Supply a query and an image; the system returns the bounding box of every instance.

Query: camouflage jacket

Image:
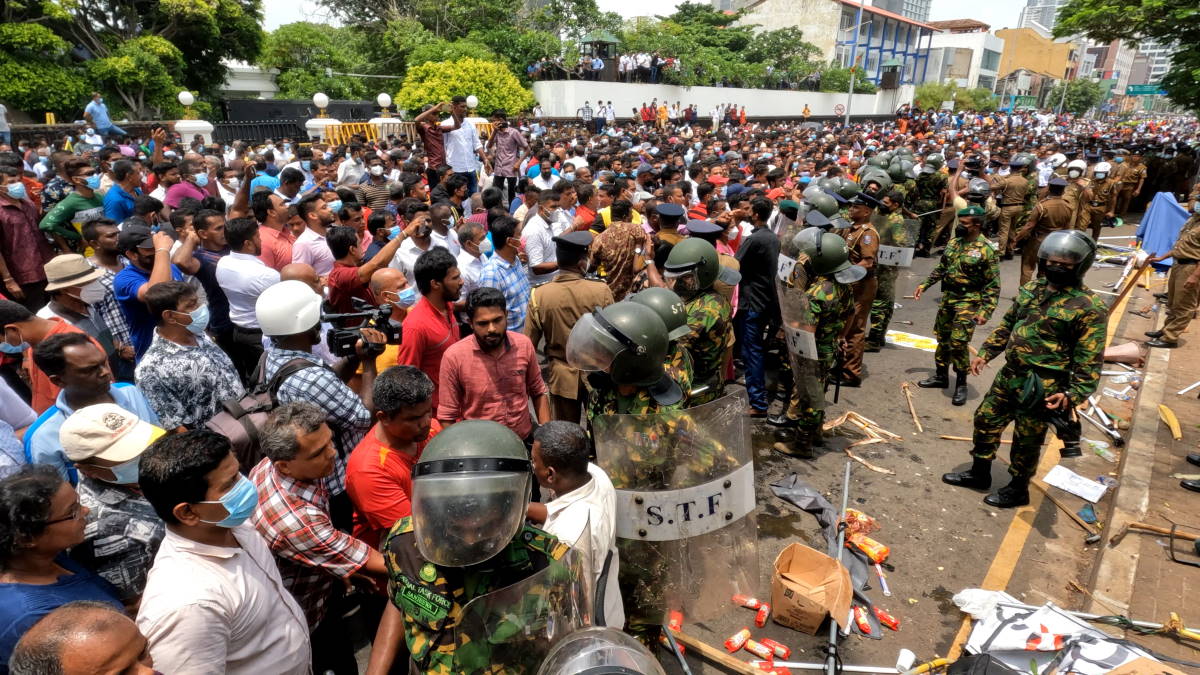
[877,211,914,247]
[668,342,696,403]
[678,289,733,387]
[584,371,685,418]
[382,517,571,675]
[979,278,1107,404]
[920,235,1000,317]
[911,172,948,209]
[805,277,855,365]
[1024,172,1039,209]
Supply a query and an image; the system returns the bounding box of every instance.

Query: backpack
[205,356,322,471]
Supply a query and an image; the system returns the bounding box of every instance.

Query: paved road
[664,226,1138,673]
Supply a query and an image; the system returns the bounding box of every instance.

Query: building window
[977,75,995,91]
[980,49,1001,72]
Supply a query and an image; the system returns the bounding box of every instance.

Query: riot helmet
[1066,159,1087,178]
[629,287,691,341]
[663,237,720,296]
[1092,161,1111,180]
[792,229,867,284]
[566,301,671,388]
[802,184,826,203]
[807,191,839,217]
[924,152,945,169]
[966,177,991,203]
[536,627,667,675]
[410,420,532,567]
[1038,230,1096,285]
[834,177,861,200]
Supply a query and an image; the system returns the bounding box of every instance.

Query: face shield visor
[536,627,667,675]
[662,266,701,297]
[411,462,531,567]
[566,310,647,374]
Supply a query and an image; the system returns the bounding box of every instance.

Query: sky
[263,0,1026,31]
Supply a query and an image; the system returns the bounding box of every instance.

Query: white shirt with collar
[542,463,624,629]
[442,120,482,173]
[521,213,558,285]
[136,525,311,675]
[216,252,281,329]
[532,173,561,191]
[389,237,434,286]
[430,227,461,257]
[455,248,485,299]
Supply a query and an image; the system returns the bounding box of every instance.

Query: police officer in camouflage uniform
[913,205,1000,406]
[771,228,861,457]
[913,153,948,257]
[381,420,578,674]
[943,230,1107,508]
[866,190,914,352]
[629,287,695,402]
[663,237,736,405]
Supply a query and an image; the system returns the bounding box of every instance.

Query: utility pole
[844,0,865,127]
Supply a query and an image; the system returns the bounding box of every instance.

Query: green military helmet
[807,190,839,217]
[629,287,691,341]
[802,184,826,202]
[896,146,915,159]
[834,177,860,200]
[860,170,892,193]
[866,155,888,168]
[817,176,839,191]
[966,177,992,202]
[567,301,671,388]
[411,419,532,567]
[1010,152,1034,169]
[876,150,894,165]
[1038,229,1096,283]
[664,237,720,294]
[887,160,907,182]
[924,152,945,169]
[791,230,867,284]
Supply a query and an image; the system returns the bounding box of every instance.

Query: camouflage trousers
[866,266,898,348]
[784,353,835,432]
[971,365,1057,479]
[933,294,981,373]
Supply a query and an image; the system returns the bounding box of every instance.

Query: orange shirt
[345,420,444,550]
[26,319,103,413]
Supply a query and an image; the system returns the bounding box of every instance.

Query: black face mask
[1044,263,1077,287]
[955,225,971,239]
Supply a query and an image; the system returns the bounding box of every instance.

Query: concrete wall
[928,31,1005,90]
[995,27,1076,81]
[737,0,841,61]
[531,80,912,119]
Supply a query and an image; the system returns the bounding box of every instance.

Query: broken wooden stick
[845,438,895,475]
[901,381,923,433]
[940,435,1011,444]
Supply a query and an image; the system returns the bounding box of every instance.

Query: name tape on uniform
[613,463,755,541]
[776,254,797,282]
[884,329,937,352]
[876,246,915,267]
[783,324,818,360]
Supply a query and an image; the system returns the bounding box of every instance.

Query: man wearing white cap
[60,403,167,605]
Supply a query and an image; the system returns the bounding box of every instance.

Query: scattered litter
[1170,473,1200,480]
[1043,465,1109,503]
[1178,379,1200,396]
[1077,504,1098,524]
[1158,404,1183,440]
[883,330,937,352]
[1085,439,1119,463]
[1103,387,1132,401]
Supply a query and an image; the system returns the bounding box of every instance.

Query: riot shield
[876,217,920,268]
[453,542,592,674]
[776,218,823,434]
[593,391,757,626]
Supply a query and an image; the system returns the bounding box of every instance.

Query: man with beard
[394,248,464,412]
[438,286,550,444]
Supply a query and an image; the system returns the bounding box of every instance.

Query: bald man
[369,267,414,370]
[9,601,155,675]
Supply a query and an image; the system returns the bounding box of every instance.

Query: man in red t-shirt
[413,102,462,189]
[345,365,443,549]
[324,220,416,315]
[392,247,462,410]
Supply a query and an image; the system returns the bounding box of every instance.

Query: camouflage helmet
[807,191,840,217]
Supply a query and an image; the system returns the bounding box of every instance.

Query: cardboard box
[770,543,853,635]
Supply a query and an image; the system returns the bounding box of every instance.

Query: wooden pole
[901,382,923,433]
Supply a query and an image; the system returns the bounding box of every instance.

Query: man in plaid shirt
[251,402,388,674]
[82,219,135,381]
[479,215,532,331]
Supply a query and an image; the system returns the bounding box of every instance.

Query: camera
[323,299,402,358]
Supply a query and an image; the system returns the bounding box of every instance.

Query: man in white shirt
[453,220,487,303]
[137,430,311,675]
[388,204,435,286]
[336,143,366,187]
[522,191,560,285]
[531,161,561,191]
[528,421,624,628]
[216,218,280,333]
[443,95,489,197]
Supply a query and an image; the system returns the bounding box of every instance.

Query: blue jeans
[97,124,128,139]
[455,171,478,197]
[0,131,10,147]
[735,308,769,411]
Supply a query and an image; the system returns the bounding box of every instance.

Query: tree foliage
[1044,78,1103,114]
[396,57,534,115]
[0,24,88,116]
[259,22,371,100]
[1,0,263,119]
[913,82,995,111]
[1055,0,1200,111]
[819,67,878,95]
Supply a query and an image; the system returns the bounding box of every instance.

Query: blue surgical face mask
[102,456,142,485]
[193,172,209,188]
[301,160,311,171]
[196,474,258,528]
[0,340,29,354]
[180,304,210,335]
[394,286,417,307]
[327,199,342,214]
[1193,201,1200,214]
[84,174,102,190]
[5,183,27,200]
[1114,156,1124,163]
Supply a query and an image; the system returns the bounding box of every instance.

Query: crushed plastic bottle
[1085,439,1118,463]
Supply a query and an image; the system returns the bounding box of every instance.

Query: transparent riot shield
[776,220,822,436]
[876,217,920,268]
[453,542,592,674]
[593,391,757,626]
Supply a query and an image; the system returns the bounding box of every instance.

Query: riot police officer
[662,237,736,404]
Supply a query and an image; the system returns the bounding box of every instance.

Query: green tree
[396,57,534,116]
[914,82,996,111]
[1055,0,1199,111]
[1044,78,1103,114]
[0,24,88,117]
[407,38,497,70]
[819,67,877,94]
[259,23,371,100]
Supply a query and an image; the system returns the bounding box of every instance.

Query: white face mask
[1068,169,1082,178]
[369,165,385,177]
[78,280,107,305]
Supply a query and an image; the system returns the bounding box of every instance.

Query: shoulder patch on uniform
[967,250,982,259]
[419,562,437,582]
[861,234,874,245]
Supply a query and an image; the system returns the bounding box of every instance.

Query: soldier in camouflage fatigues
[678,288,732,404]
[867,192,916,351]
[383,516,573,674]
[912,168,948,256]
[943,230,1106,509]
[915,206,1000,406]
[783,274,854,432]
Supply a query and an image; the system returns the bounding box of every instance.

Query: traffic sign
[1125,84,1166,96]
[834,104,845,115]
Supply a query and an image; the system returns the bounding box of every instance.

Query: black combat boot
[942,456,992,490]
[951,371,969,406]
[984,478,1031,508]
[767,412,798,428]
[918,366,949,389]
